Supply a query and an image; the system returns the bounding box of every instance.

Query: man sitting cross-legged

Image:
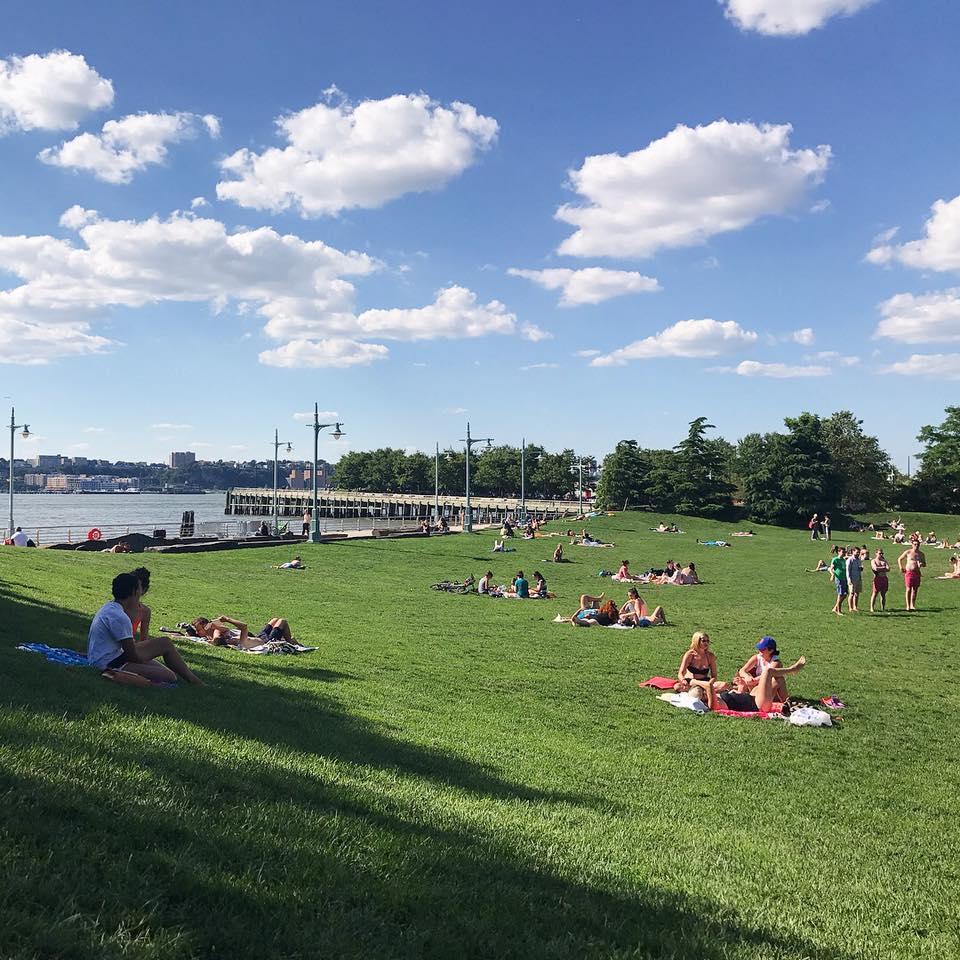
[87,572,203,685]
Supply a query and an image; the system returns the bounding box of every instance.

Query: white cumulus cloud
[507,266,660,306]
[40,111,221,183]
[350,286,515,342]
[591,318,758,366]
[216,91,498,217]
[721,0,877,36]
[259,338,388,368]
[867,195,960,272]
[727,360,830,378]
[815,350,860,366]
[0,208,376,364]
[520,323,553,342]
[0,50,113,133]
[875,290,960,343]
[881,354,960,379]
[790,327,815,345]
[293,410,339,422]
[556,120,830,259]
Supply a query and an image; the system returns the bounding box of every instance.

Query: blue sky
[2,0,959,470]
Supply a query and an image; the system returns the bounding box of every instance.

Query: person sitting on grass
[571,595,618,626]
[275,556,305,569]
[936,555,960,579]
[618,587,666,627]
[87,572,202,685]
[674,632,725,708]
[552,542,565,563]
[130,567,153,643]
[807,559,830,572]
[735,637,784,697]
[615,560,642,582]
[715,656,807,713]
[677,562,701,585]
[478,570,503,597]
[530,571,548,598]
[512,570,530,598]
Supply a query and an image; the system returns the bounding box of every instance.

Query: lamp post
[460,421,492,533]
[8,407,31,537]
[572,456,592,519]
[306,404,344,543]
[272,429,294,536]
[520,437,525,522]
[434,442,440,522]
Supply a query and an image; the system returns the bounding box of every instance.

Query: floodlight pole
[307,404,344,543]
[434,442,440,521]
[461,421,492,533]
[520,437,525,522]
[8,407,31,537]
[572,456,592,519]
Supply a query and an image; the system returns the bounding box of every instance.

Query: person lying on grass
[274,556,305,569]
[806,559,830,572]
[87,572,202,685]
[709,656,806,714]
[674,632,725,707]
[570,594,619,626]
[618,588,666,627]
[187,616,293,648]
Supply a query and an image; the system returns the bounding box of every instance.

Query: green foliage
[912,406,960,512]
[596,441,649,510]
[821,411,893,511]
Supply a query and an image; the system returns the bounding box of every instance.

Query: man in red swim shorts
[898,543,926,612]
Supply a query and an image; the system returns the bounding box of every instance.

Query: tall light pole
[520,437,525,522]
[460,422,492,533]
[8,407,31,536]
[434,442,440,522]
[307,404,344,543]
[572,456,592,519]
[272,429,294,536]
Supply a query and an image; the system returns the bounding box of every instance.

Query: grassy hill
[1,513,957,959]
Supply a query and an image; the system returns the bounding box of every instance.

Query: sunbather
[618,588,665,627]
[696,539,729,547]
[735,637,785,698]
[615,560,642,582]
[275,556,305,569]
[717,656,806,713]
[571,594,618,626]
[87,572,202,685]
[552,543,564,563]
[188,615,293,648]
[674,632,724,708]
[806,559,830,572]
[936,555,960,579]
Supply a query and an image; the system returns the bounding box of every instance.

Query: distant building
[286,463,331,489]
[31,454,62,469]
[23,473,47,488]
[169,451,196,468]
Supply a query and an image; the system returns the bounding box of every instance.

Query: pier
[224,488,581,524]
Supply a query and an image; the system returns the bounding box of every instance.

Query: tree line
[595,407,960,522]
[332,445,583,499]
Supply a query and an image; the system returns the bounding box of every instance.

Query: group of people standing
[826,542,926,614]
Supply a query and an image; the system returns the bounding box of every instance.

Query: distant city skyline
[2,2,959,468]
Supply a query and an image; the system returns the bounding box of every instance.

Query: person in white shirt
[87,572,202,684]
[11,527,28,546]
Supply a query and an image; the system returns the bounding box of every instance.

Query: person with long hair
[870,549,890,612]
[675,632,724,708]
[571,594,618,626]
[618,587,666,627]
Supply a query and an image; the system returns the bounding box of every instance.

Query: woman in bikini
[618,588,666,627]
[571,594,618,626]
[870,549,890,611]
[735,637,786,699]
[675,632,725,708]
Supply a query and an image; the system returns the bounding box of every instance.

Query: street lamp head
[332,423,344,440]
[285,442,292,453]
[21,426,30,439]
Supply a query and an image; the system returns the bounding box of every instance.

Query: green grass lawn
[1,512,958,960]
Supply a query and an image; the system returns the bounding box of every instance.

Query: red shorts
[904,569,921,589]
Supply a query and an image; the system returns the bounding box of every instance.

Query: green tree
[671,417,735,516]
[821,411,893,511]
[331,451,369,489]
[472,445,521,497]
[912,406,960,512]
[595,441,649,510]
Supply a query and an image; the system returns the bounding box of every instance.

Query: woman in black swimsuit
[675,632,725,708]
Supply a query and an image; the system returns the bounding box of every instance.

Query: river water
[10,492,228,537]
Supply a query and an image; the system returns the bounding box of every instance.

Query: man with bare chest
[898,543,926,612]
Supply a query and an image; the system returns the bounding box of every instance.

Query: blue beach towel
[17,643,91,667]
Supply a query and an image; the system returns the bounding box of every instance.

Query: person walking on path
[898,543,926,612]
[831,546,848,616]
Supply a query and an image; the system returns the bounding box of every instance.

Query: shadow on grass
[1,713,850,960]
[1,582,849,960]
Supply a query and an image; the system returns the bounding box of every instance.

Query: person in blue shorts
[831,547,848,616]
